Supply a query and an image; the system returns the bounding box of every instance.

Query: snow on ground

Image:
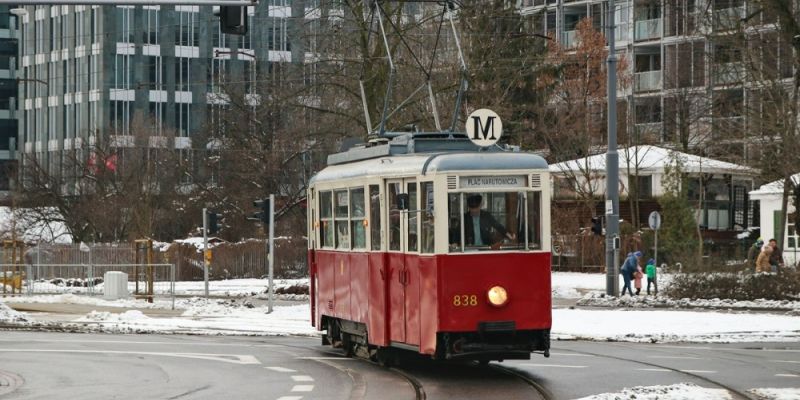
[71,302,316,336]
[574,383,732,400]
[27,278,308,297]
[552,308,800,343]
[749,388,800,400]
[577,292,800,312]
[0,301,27,323]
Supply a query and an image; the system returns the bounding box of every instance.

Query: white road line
[548,353,595,357]
[0,338,280,348]
[291,375,314,382]
[648,356,701,360]
[776,374,799,377]
[773,360,800,364]
[265,367,297,373]
[291,385,314,392]
[0,349,260,365]
[520,364,588,368]
[296,357,356,360]
[276,397,303,400]
[638,368,671,372]
[680,370,717,374]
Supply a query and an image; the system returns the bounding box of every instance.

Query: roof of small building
[749,173,800,196]
[549,145,758,176]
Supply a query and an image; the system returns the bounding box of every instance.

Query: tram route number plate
[452,294,478,307]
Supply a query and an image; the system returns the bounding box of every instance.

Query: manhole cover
[0,370,23,395]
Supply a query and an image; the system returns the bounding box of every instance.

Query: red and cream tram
[307,132,551,363]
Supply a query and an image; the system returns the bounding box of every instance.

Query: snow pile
[0,301,27,323]
[8,294,167,309]
[552,308,800,343]
[749,388,800,400]
[574,383,732,400]
[577,292,800,311]
[78,310,150,322]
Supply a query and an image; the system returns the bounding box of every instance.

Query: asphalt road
[0,332,797,399]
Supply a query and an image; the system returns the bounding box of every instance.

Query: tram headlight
[487,286,508,307]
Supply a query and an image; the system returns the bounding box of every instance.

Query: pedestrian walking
[747,237,764,269]
[645,258,658,295]
[756,244,773,273]
[620,251,641,296]
[633,263,644,295]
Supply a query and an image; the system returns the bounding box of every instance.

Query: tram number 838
[453,294,478,307]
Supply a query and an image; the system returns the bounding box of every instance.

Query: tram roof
[310,151,548,185]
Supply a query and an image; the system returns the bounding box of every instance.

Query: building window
[116,7,134,43]
[178,10,198,46]
[175,57,190,91]
[788,223,798,249]
[145,8,158,45]
[175,103,190,136]
[637,175,653,199]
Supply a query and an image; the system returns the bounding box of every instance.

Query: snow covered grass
[577,292,800,312]
[0,301,27,323]
[26,278,308,297]
[749,388,800,400]
[574,383,732,400]
[552,308,800,343]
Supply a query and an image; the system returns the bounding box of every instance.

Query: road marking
[520,363,587,368]
[680,370,717,374]
[296,357,356,360]
[648,356,701,360]
[548,353,595,357]
[0,349,260,365]
[638,368,671,372]
[265,367,297,373]
[291,385,314,392]
[276,397,303,400]
[0,338,280,348]
[291,375,314,382]
[776,374,799,377]
[773,360,800,364]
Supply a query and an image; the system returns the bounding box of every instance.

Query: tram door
[386,179,420,345]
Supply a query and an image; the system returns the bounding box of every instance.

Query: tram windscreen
[448,191,541,252]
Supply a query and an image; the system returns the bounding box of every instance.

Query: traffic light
[215,6,248,35]
[207,210,223,235]
[591,216,603,235]
[249,198,271,226]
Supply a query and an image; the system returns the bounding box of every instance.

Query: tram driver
[451,194,516,249]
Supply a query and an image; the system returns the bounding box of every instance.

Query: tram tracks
[559,347,755,400]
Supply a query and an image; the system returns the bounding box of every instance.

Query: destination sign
[460,176,526,189]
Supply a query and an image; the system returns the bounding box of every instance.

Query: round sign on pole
[466,108,503,147]
[648,211,662,230]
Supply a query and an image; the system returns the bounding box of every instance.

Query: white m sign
[466,108,503,147]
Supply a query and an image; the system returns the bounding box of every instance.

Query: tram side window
[420,182,434,253]
[319,191,333,248]
[407,182,418,252]
[526,191,542,249]
[350,187,366,249]
[334,190,350,249]
[387,183,401,251]
[369,185,382,250]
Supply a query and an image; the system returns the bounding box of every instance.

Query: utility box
[103,271,129,300]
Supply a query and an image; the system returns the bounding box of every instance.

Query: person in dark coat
[768,239,784,272]
[461,194,515,247]
[620,251,641,296]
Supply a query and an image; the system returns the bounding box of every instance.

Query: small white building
[550,145,758,231]
[749,174,800,267]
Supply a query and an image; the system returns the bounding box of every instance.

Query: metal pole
[654,229,658,295]
[203,207,209,298]
[268,194,275,314]
[170,263,175,310]
[605,0,620,296]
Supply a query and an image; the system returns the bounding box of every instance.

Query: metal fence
[1,263,176,308]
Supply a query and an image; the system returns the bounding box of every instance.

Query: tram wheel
[375,348,395,367]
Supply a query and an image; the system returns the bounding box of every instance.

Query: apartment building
[520,0,792,163]
[16,1,314,185]
[0,6,18,195]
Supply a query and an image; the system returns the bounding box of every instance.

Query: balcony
[714,6,744,31]
[615,24,630,42]
[713,62,745,85]
[634,18,662,41]
[635,70,662,92]
[561,30,577,48]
